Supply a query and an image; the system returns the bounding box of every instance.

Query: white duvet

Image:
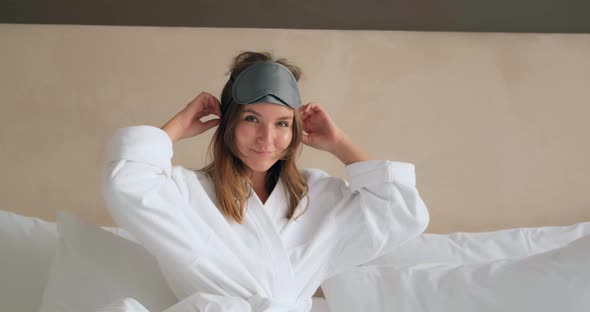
[97,296,331,312]
[322,231,590,312]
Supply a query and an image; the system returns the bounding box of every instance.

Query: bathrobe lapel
[189,175,297,300]
[244,179,296,298]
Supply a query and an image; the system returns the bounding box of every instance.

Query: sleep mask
[228,61,302,112]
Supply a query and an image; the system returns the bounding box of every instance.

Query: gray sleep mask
[228,61,302,112]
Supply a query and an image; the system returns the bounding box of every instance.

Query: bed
[2,208,589,312]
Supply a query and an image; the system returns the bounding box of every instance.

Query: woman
[102,51,429,312]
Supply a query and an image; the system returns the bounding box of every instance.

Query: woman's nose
[257,125,273,144]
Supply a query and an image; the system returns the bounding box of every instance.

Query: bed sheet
[96,296,331,312]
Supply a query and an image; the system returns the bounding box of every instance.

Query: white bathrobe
[101,125,430,312]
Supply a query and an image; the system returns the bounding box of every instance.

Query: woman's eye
[277,121,289,127]
[245,115,258,122]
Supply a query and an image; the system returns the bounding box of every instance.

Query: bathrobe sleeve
[101,125,207,267]
[316,160,430,278]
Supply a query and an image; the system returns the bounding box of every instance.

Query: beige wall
[1,24,589,234]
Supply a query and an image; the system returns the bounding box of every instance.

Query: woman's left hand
[299,102,345,153]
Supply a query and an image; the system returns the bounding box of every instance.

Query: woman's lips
[253,149,273,158]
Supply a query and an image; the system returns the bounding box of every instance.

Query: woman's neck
[248,171,269,204]
[248,171,265,188]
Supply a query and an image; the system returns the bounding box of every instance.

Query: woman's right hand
[161,92,222,142]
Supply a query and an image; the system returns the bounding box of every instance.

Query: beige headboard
[2,24,589,234]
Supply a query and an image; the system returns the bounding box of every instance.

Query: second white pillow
[38,211,178,312]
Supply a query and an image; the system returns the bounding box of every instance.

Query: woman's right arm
[160,91,222,143]
[102,92,221,266]
[101,125,206,267]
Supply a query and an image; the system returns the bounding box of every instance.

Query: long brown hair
[201,51,308,224]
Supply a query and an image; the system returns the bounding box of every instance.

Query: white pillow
[367,221,590,267]
[322,234,590,312]
[38,211,179,312]
[95,298,150,312]
[0,210,58,312]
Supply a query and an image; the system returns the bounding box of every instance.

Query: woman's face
[234,102,294,174]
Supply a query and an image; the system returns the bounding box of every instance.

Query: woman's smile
[253,149,274,158]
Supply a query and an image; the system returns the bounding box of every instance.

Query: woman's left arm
[300,102,430,278]
[299,102,369,165]
[328,135,370,165]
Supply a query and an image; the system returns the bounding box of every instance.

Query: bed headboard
[2,24,589,234]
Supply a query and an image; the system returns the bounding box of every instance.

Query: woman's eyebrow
[242,108,293,120]
[242,108,261,116]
